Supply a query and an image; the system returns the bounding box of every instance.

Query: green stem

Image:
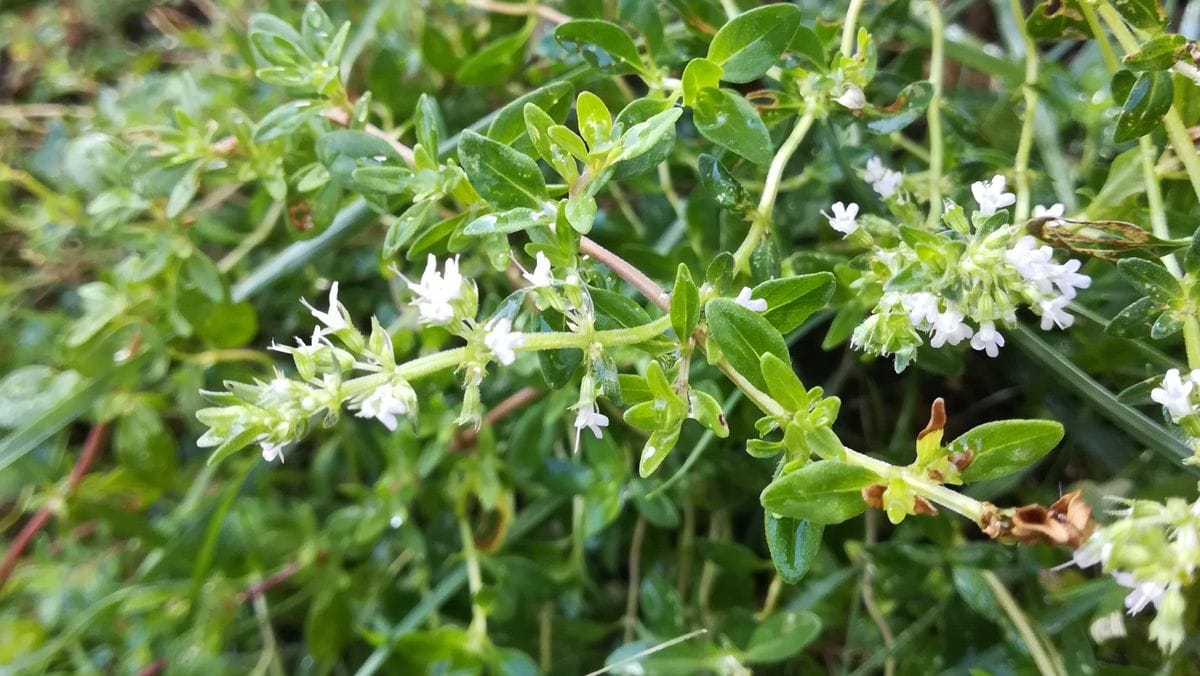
[840,0,867,58]
[982,571,1067,676]
[1008,0,1039,223]
[1091,2,1200,367]
[732,111,817,273]
[925,1,945,228]
[392,316,672,382]
[457,515,488,640]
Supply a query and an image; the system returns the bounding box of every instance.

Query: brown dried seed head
[913,496,939,516]
[917,397,947,441]
[862,484,886,509]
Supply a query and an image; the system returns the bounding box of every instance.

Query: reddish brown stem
[579,237,668,312]
[239,561,301,604]
[0,423,109,591]
[451,387,544,451]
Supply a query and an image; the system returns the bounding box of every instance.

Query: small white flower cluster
[832,174,1091,370]
[1064,493,1200,653]
[1150,368,1200,423]
[864,156,902,199]
[198,282,419,463]
[407,254,467,326]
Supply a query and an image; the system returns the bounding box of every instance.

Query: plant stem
[1008,0,1039,223]
[391,316,673,382]
[623,515,646,643]
[732,111,817,274]
[0,424,108,591]
[982,571,1067,676]
[841,0,867,58]
[925,0,945,228]
[457,515,488,640]
[1090,1,1200,368]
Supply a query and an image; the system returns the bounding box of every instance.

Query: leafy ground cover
[3,0,1200,673]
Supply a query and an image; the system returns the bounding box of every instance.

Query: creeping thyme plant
[10,0,1200,672]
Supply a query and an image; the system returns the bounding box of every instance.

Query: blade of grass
[1011,326,1197,473]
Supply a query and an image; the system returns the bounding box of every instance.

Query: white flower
[734,287,768,312]
[522,251,555,288]
[1005,236,1056,294]
[259,436,287,463]
[929,308,974,347]
[822,201,860,235]
[865,156,888,185]
[834,84,866,111]
[900,292,940,326]
[483,317,525,366]
[1151,369,1196,421]
[875,171,903,198]
[574,403,609,439]
[1034,202,1066,226]
[970,321,1005,357]
[1039,296,1075,331]
[353,382,412,431]
[408,255,465,325]
[301,281,350,334]
[1089,612,1127,643]
[971,174,1016,216]
[1114,573,1166,615]
[864,156,903,198]
[1050,259,1091,299]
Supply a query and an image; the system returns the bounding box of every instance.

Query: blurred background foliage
[1,0,1199,673]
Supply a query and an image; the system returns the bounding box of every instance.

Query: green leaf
[692,87,773,165]
[707,4,802,83]
[554,20,647,75]
[254,99,321,142]
[688,390,728,437]
[1151,309,1184,339]
[0,366,83,430]
[1186,227,1200,276]
[759,353,807,413]
[697,154,748,212]
[184,251,226,302]
[1113,70,1173,143]
[1110,0,1168,32]
[1123,33,1188,71]
[488,81,576,146]
[789,24,827,71]
[384,200,435,256]
[414,94,443,155]
[464,207,555,236]
[760,460,878,525]
[456,25,530,85]
[752,273,835,334]
[705,297,789,391]
[525,104,579,183]
[166,164,200,219]
[764,515,822,584]
[670,264,700,339]
[615,107,681,163]
[537,314,582,389]
[639,424,682,478]
[1117,257,1182,302]
[565,194,596,233]
[458,130,547,209]
[863,81,933,134]
[590,287,652,330]
[951,419,1065,482]
[576,91,612,151]
[682,57,723,107]
[744,610,822,663]
[115,402,178,482]
[1106,297,1161,338]
[1025,1,1092,41]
